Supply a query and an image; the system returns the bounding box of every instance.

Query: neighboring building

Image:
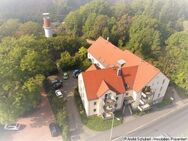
[43,13,53,38]
[78,37,169,119]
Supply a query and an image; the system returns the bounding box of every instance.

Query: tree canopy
[159,32,188,90]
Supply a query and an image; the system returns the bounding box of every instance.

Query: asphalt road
[127,105,188,137]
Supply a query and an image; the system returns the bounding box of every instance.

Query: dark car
[49,123,60,137]
[72,69,81,78]
[51,80,63,85]
[51,80,63,90]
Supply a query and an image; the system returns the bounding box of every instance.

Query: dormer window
[125,83,129,89]
[105,93,111,99]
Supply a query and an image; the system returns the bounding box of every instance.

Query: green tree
[16,21,42,37]
[128,15,161,59]
[0,35,46,123]
[83,13,97,38]
[20,50,55,76]
[56,51,74,70]
[0,19,20,39]
[74,47,91,70]
[159,32,188,91]
[92,15,109,38]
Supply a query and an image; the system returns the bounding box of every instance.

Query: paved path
[85,98,188,141]
[127,105,188,137]
[62,75,97,141]
[0,90,62,141]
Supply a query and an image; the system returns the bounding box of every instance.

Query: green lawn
[74,88,122,131]
[157,98,173,108]
[84,115,121,131]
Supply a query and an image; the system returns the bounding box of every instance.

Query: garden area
[74,88,122,131]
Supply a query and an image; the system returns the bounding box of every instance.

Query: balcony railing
[138,103,151,112]
[103,105,115,112]
[142,86,154,97]
[139,99,145,105]
[104,96,116,105]
[102,112,113,119]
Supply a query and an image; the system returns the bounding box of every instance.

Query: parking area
[0,91,62,141]
[60,72,96,141]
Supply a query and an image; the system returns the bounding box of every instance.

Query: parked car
[49,122,60,137]
[63,72,69,80]
[51,79,63,85]
[55,89,63,98]
[72,69,81,78]
[51,80,63,90]
[4,123,21,131]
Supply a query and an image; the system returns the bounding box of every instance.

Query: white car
[4,123,21,131]
[55,90,63,98]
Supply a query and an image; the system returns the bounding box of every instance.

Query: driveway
[0,91,62,141]
[61,74,96,141]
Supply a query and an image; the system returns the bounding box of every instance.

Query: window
[94,102,97,105]
[105,94,108,98]
[116,97,118,100]
[115,104,117,107]
[125,93,128,96]
[93,109,96,112]
[160,87,162,91]
[158,93,160,98]
[105,93,110,99]
[162,79,165,84]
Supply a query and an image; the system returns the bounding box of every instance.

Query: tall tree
[128,15,161,59]
[159,32,188,91]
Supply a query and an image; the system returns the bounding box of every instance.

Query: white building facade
[78,37,170,118]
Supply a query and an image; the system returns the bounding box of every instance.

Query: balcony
[104,96,116,105]
[103,105,115,112]
[142,86,154,98]
[138,103,151,112]
[102,112,113,119]
[124,96,134,105]
[140,96,150,104]
[139,99,145,105]
[141,92,147,98]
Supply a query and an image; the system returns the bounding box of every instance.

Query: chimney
[117,59,126,76]
[42,13,53,38]
[107,37,109,41]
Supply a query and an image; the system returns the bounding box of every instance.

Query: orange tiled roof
[82,66,138,100]
[87,37,160,92]
[85,64,99,72]
[96,80,110,98]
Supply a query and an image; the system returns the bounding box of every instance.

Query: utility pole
[109,114,120,141]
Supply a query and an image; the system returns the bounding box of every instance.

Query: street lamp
[109,114,120,141]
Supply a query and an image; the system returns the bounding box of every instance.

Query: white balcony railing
[139,99,145,105]
[141,92,147,98]
[138,104,150,112]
